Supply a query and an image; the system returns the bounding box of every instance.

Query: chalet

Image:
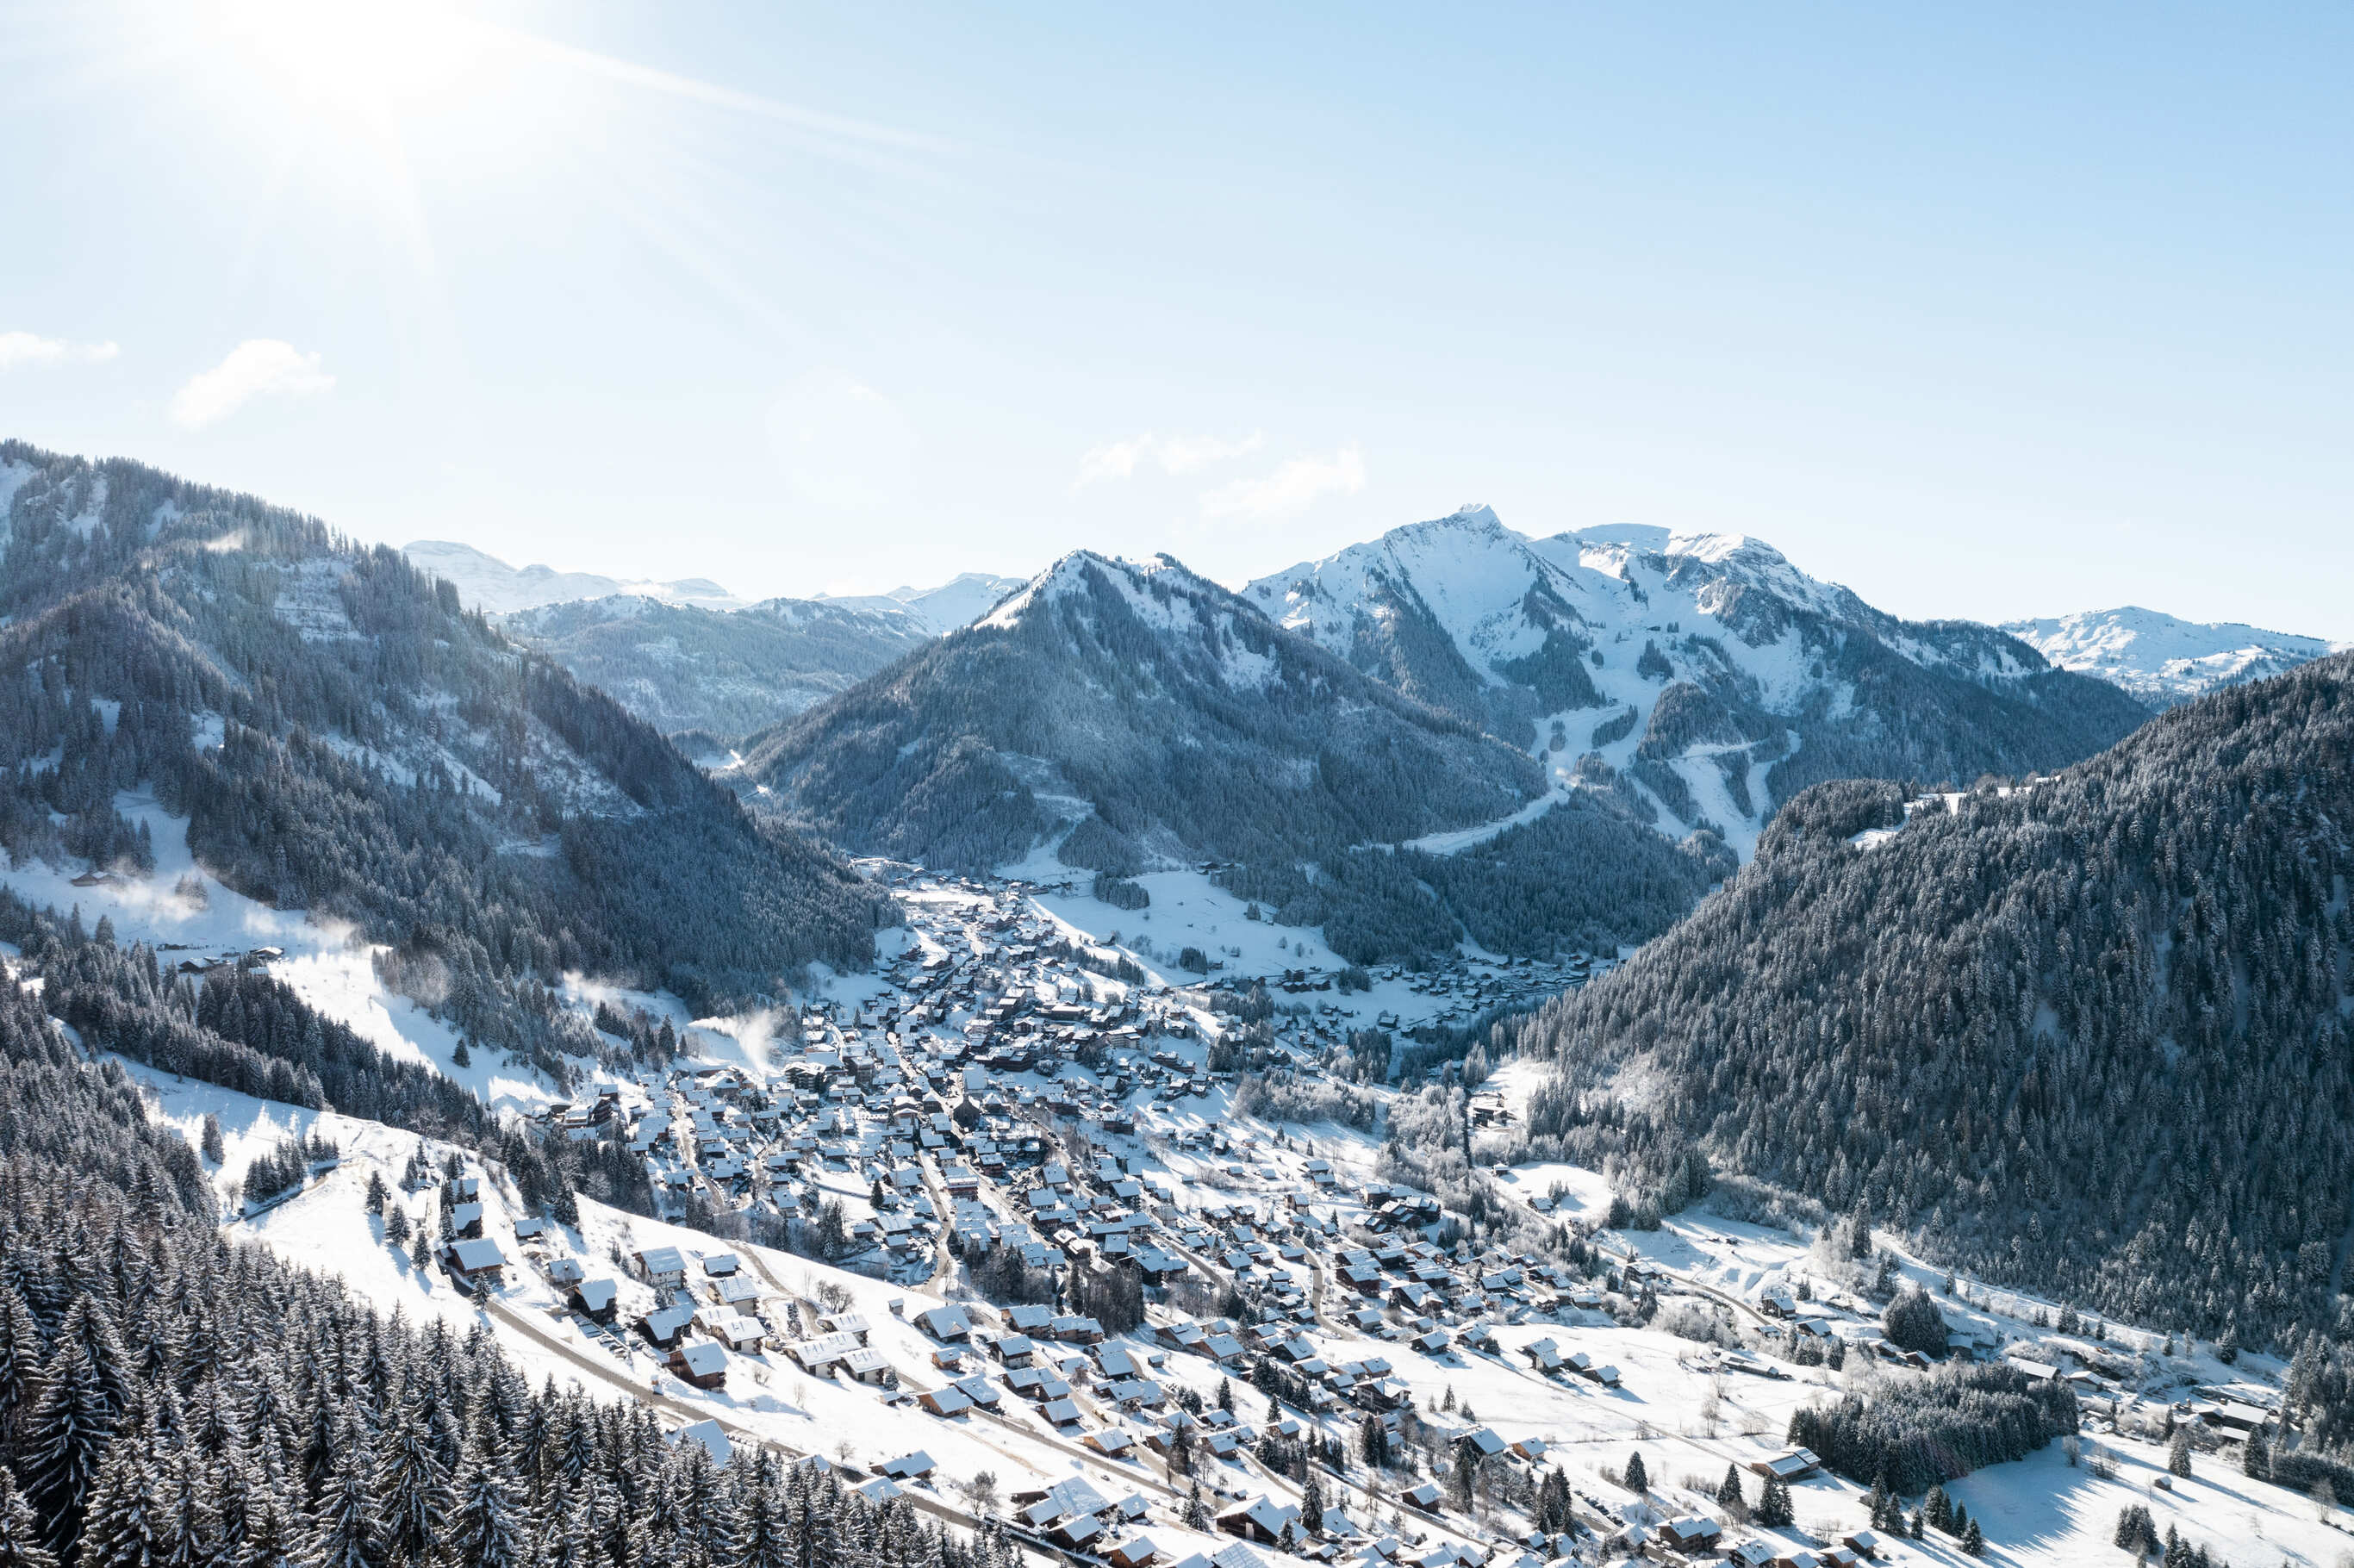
[875,1451,936,1481]
[1454,1427,1507,1459]
[1082,1428,1135,1459]
[701,1252,740,1279]
[1727,1543,1776,1568]
[1839,1530,1884,1559]
[1400,1484,1442,1514]
[1105,1536,1160,1568]
[543,1255,586,1288]
[445,1238,509,1289]
[1660,1518,1721,1553]
[635,1247,688,1289]
[668,1341,727,1391]
[1042,1397,1084,1430]
[1216,1497,1301,1546]
[917,1385,973,1417]
[1049,1314,1105,1344]
[571,1279,620,1325]
[638,1305,694,1350]
[1749,1447,1822,1483]
[701,1314,763,1353]
[916,1304,973,1341]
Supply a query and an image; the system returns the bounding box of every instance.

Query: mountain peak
[2002,605,2337,707]
[401,539,742,614]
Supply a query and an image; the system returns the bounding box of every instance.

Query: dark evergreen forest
[1517,652,2354,1348]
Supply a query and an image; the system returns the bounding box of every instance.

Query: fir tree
[1716,1465,1744,1509]
[2168,1428,2192,1479]
[1622,1451,1647,1495]
[78,1441,167,1568]
[21,1338,116,1555]
[1960,1517,1983,1557]
[314,1443,383,1568]
[445,1459,526,1568]
[0,1471,59,1568]
[373,1407,452,1568]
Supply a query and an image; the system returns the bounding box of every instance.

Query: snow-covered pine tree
[0,1471,58,1568]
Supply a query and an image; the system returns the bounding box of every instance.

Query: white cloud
[169,339,335,430]
[1074,431,1262,488]
[1199,443,1367,521]
[0,332,119,370]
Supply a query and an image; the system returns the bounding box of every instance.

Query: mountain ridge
[2002,604,2338,709]
[1247,504,2149,856]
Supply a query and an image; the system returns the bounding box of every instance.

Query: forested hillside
[744,551,1731,963]
[1516,652,2354,1347]
[0,443,890,1061]
[506,594,931,742]
[0,972,1006,1568]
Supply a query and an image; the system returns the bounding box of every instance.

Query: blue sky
[3,1,2349,633]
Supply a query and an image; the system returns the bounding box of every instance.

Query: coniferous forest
[1518,651,2354,1349]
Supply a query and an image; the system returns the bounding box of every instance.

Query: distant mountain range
[506,594,934,745]
[2002,605,2339,709]
[815,573,1026,636]
[402,542,1019,742]
[1246,505,2149,855]
[402,538,743,613]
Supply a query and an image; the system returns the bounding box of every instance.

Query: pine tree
[238,1493,312,1568]
[373,1407,452,1568]
[445,1459,526,1568]
[1716,1465,1744,1509]
[1960,1517,1983,1557]
[2168,1427,2192,1478]
[1923,1485,1951,1533]
[21,1338,116,1555]
[154,1451,219,1568]
[0,1285,43,1465]
[1181,1486,1209,1532]
[1622,1451,1647,1495]
[314,1443,383,1568]
[0,1471,59,1568]
[78,1441,167,1568]
[1755,1477,1792,1528]
[2242,1428,2269,1478]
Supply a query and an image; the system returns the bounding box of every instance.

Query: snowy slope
[403,539,744,613]
[2000,606,2338,708]
[817,572,1027,635]
[1248,506,2147,858]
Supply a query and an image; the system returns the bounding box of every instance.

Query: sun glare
[208,0,505,119]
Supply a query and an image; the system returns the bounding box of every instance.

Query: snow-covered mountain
[2000,606,2337,709]
[402,538,744,613]
[815,571,1026,635]
[744,550,1736,962]
[505,592,933,742]
[0,444,888,1048]
[1247,505,2150,856]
